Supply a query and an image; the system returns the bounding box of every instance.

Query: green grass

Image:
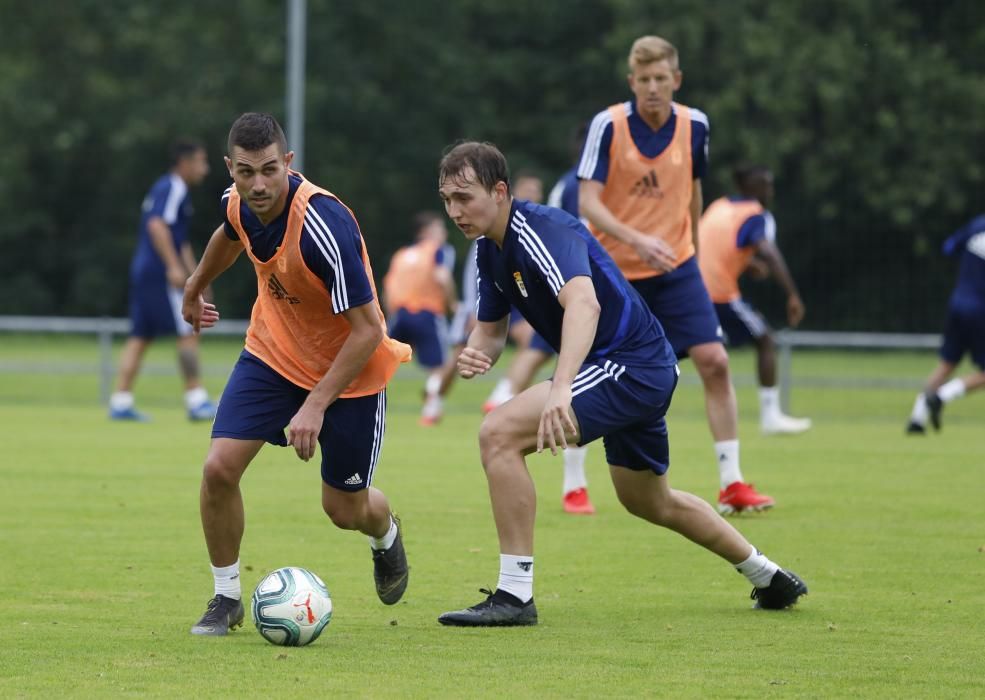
[0,334,982,698]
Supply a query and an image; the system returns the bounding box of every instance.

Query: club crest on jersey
[513,271,528,297]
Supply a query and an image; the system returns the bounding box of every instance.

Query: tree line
[1,0,982,331]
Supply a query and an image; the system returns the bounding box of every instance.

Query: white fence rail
[1,316,941,407]
[0,316,249,403]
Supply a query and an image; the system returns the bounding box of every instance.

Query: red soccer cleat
[717,481,775,515]
[563,487,596,515]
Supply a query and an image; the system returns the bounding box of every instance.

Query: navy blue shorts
[387,308,447,368]
[940,298,985,370]
[212,351,388,491]
[129,278,192,339]
[631,256,723,358]
[714,298,769,347]
[570,358,680,475]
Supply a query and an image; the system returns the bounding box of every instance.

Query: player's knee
[478,414,514,466]
[695,347,730,384]
[202,453,242,491]
[322,496,361,530]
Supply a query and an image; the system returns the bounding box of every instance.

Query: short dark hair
[438,141,510,193]
[732,163,772,191]
[413,210,444,236]
[170,138,204,166]
[227,112,288,155]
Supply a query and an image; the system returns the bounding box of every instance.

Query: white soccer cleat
[761,414,812,435]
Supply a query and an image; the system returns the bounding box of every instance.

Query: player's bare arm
[458,317,509,379]
[182,225,243,332]
[689,178,703,254]
[754,239,805,326]
[579,179,676,272]
[287,301,385,462]
[538,276,598,455]
[147,216,188,288]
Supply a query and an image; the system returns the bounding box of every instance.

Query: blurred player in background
[698,164,811,435]
[435,141,807,626]
[109,139,217,422]
[383,211,457,425]
[182,113,411,636]
[578,35,774,515]
[906,213,985,433]
[432,238,480,409]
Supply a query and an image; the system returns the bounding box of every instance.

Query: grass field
[1,334,982,698]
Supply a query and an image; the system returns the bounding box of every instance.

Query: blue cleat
[188,401,217,422]
[109,406,151,422]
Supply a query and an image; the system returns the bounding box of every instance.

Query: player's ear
[224,156,234,178]
[673,70,683,90]
[284,151,295,168]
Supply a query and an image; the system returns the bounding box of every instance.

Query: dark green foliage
[1,0,981,330]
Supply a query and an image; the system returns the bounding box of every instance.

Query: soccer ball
[251,567,333,646]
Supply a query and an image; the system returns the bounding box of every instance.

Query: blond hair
[628,35,679,72]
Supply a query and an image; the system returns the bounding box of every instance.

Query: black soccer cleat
[190,594,245,636]
[905,420,926,435]
[751,569,808,610]
[372,515,409,605]
[438,588,538,627]
[925,392,943,432]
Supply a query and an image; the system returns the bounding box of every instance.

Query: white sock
[497,554,533,603]
[562,446,588,494]
[212,560,242,600]
[938,378,966,403]
[734,546,779,588]
[488,378,514,405]
[109,391,134,411]
[185,386,209,410]
[715,439,743,489]
[369,516,397,551]
[909,393,928,424]
[759,386,781,422]
[425,372,442,397]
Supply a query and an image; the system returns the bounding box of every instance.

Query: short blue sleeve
[220,187,238,240]
[690,110,710,180]
[300,195,375,314]
[525,223,592,298]
[944,215,985,257]
[576,109,614,184]
[736,214,766,249]
[476,242,511,322]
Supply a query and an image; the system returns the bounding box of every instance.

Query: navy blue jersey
[944,214,985,304]
[476,199,675,366]
[577,101,709,184]
[130,173,193,280]
[222,174,374,313]
[547,167,580,218]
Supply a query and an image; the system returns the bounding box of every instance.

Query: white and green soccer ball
[251,567,333,646]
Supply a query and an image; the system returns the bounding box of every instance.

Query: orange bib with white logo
[589,102,694,280]
[226,177,411,395]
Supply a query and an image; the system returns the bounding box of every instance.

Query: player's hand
[182,293,220,333]
[167,264,189,289]
[537,382,578,456]
[458,347,493,379]
[786,294,805,327]
[632,234,676,273]
[287,403,325,462]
